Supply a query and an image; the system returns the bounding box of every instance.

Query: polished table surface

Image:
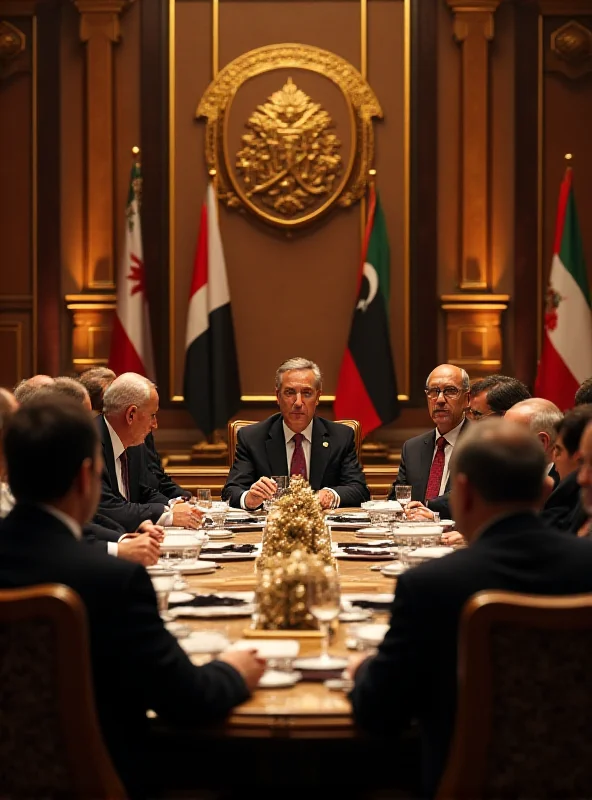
[179,517,397,737]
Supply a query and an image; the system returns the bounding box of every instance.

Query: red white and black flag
[334,185,399,435]
[109,161,155,379]
[183,184,241,435]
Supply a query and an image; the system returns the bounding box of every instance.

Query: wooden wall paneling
[410,0,438,397]
[36,0,62,376]
[513,0,539,389]
[140,0,169,395]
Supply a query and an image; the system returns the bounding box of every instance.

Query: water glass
[395,485,412,518]
[263,475,289,512]
[150,571,176,620]
[194,488,212,512]
[307,566,342,664]
[208,500,229,529]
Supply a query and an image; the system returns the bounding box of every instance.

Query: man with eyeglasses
[222,357,369,509]
[387,364,470,514]
[467,375,531,421]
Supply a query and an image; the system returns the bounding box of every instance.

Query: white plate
[258,670,301,689]
[354,623,389,647]
[380,563,407,577]
[293,656,349,671]
[169,604,256,619]
[150,560,218,575]
[338,610,372,622]
[168,591,194,604]
[407,546,454,560]
[361,500,403,511]
[229,639,300,659]
[394,524,443,535]
[354,527,391,539]
[342,592,394,605]
[179,631,230,654]
[439,519,455,529]
[204,529,235,540]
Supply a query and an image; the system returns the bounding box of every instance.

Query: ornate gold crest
[197,43,382,229]
[236,78,342,218]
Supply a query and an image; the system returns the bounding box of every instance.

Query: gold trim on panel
[441,293,510,303]
[65,294,117,303]
[32,15,37,371]
[73,357,109,366]
[66,303,116,311]
[360,0,367,80]
[441,303,509,311]
[169,0,176,399]
[212,0,218,78]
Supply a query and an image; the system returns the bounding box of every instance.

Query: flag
[535,167,592,410]
[183,183,241,435]
[108,162,155,378]
[334,185,400,435]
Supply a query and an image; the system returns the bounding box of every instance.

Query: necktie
[290,433,307,479]
[119,450,130,499]
[425,436,447,501]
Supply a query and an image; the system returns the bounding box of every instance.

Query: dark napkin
[201,544,257,555]
[341,547,396,558]
[327,514,370,523]
[298,668,345,682]
[225,516,264,524]
[348,599,393,611]
[339,541,393,548]
[168,594,248,609]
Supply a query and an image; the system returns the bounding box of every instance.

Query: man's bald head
[13,375,55,405]
[504,398,563,463]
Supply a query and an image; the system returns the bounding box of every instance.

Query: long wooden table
[180,524,396,736]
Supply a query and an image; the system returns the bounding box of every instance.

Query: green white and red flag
[535,168,592,410]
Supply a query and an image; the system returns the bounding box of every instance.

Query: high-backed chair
[0,584,126,799]
[227,418,362,467]
[437,590,592,800]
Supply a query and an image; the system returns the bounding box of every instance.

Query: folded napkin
[168,594,248,609]
[348,598,393,611]
[327,514,370,523]
[200,544,257,555]
[298,668,345,682]
[340,541,393,549]
[341,548,395,557]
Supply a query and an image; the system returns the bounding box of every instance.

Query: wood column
[73,0,130,290]
[446,0,501,290]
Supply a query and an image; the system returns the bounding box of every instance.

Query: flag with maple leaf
[108,161,155,379]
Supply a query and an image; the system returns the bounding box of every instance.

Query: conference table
[153,514,421,796]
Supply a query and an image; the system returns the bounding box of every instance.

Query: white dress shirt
[431,418,465,497]
[240,419,339,509]
[104,419,172,534]
[0,482,15,518]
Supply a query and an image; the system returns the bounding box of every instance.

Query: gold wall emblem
[197,43,382,229]
[236,78,342,218]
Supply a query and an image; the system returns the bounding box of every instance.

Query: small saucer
[293,656,349,671]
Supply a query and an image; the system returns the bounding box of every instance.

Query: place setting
[333,540,397,561]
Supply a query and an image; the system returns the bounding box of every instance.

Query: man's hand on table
[318,489,337,510]
[441,531,465,545]
[245,477,277,510]
[118,532,161,566]
[219,649,266,690]
[171,502,203,529]
[137,520,165,542]
[405,501,435,521]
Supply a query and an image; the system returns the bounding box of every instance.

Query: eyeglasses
[466,408,501,420]
[424,386,463,400]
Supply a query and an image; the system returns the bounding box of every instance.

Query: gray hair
[275,358,322,391]
[102,372,154,415]
[510,398,563,446]
[13,375,55,405]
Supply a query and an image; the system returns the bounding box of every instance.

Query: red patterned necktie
[290,433,307,479]
[119,450,130,499]
[425,436,447,501]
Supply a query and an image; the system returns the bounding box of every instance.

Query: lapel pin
[323,441,329,448]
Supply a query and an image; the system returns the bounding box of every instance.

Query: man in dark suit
[348,419,592,798]
[466,374,531,420]
[387,364,470,514]
[0,398,265,796]
[97,372,201,531]
[505,397,563,489]
[222,357,369,509]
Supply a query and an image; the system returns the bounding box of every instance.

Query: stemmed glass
[263,476,289,513]
[395,485,412,519]
[307,566,342,665]
[150,570,176,621]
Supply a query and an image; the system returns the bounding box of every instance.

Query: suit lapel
[98,416,121,497]
[265,416,289,477]
[309,417,330,490]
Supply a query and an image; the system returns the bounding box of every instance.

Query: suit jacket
[0,504,249,796]
[140,432,191,500]
[387,419,470,504]
[95,415,170,531]
[541,470,583,532]
[349,512,592,797]
[221,413,370,508]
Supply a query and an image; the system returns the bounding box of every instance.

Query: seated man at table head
[349,418,592,799]
[504,397,563,487]
[0,397,265,795]
[387,363,470,511]
[222,356,369,510]
[98,372,201,531]
[467,374,531,421]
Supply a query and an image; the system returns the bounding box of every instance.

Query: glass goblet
[150,571,176,621]
[307,566,342,665]
[395,485,412,519]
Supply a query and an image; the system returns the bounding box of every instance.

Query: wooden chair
[437,590,592,800]
[227,418,362,466]
[0,584,126,799]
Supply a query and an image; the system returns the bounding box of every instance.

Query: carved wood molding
[65,294,116,373]
[538,0,592,15]
[446,0,502,292]
[441,294,510,378]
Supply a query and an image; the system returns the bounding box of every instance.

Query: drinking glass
[194,488,212,512]
[160,540,187,590]
[150,571,176,621]
[395,485,412,519]
[263,475,289,513]
[208,500,229,529]
[307,566,342,665]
